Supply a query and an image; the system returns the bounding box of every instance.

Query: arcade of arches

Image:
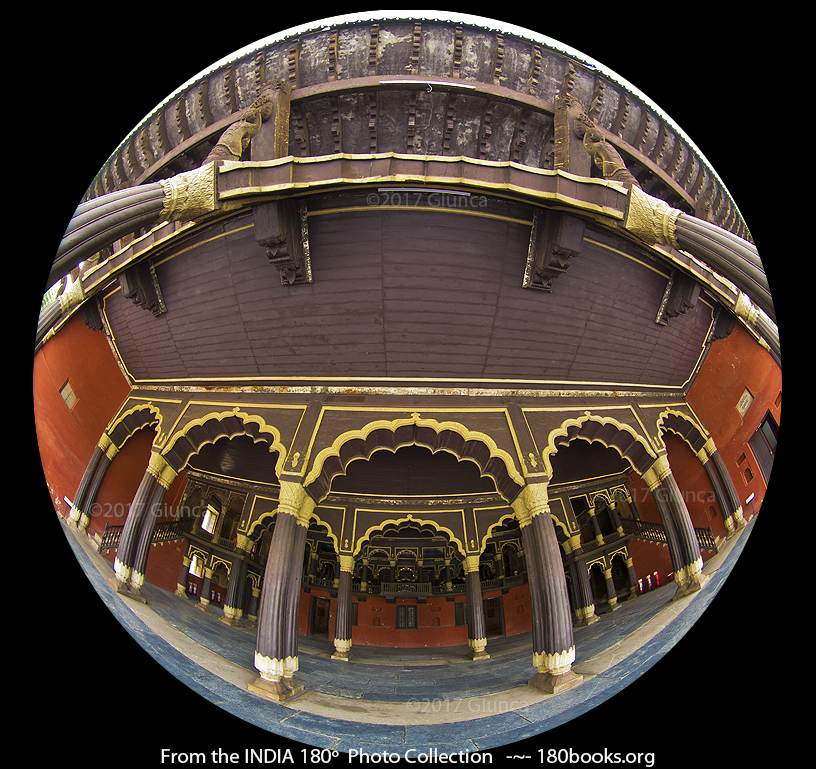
[42,364,779,702]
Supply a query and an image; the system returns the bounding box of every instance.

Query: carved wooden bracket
[118,259,166,315]
[253,199,312,285]
[655,270,701,325]
[523,210,586,292]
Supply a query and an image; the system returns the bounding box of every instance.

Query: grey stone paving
[57,516,755,759]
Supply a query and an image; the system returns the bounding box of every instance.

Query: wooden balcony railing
[621,518,719,552]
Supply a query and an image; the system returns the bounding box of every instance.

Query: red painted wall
[34,313,131,520]
[296,584,534,648]
[34,312,187,593]
[499,584,533,636]
[625,321,781,586]
[686,322,782,517]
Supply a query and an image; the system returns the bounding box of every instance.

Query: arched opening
[306,420,523,502]
[322,443,520,648]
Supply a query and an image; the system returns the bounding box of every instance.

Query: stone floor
[54,516,759,761]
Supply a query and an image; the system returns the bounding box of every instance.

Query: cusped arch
[656,409,708,454]
[354,515,466,558]
[304,415,524,502]
[108,403,161,449]
[246,509,339,554]
[543,412,656,477]
[162,408,287,477]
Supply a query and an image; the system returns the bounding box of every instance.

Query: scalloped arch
[246,509,339,553]
[354,515,466,558]
[656,408,708,454]
[108,403,162,447]
[162,408,287,477]
[543,412,656,477]
[304,414,524,502]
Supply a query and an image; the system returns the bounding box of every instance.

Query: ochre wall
[686,322,782,516]
[625,321,781,586]
[34,313,131,519]
[296,584,533,648]
[35,312,186,592]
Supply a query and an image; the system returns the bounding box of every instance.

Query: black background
[30,10,785,766]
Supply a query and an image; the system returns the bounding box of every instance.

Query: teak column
[110,451,173,600]
[250,481,314,702]
[642,456,708,599]
[512,483,582,694]
[463,556,489,660]
[697,438,747,535]
[129,454,178,599]
[72,433,119,532]
[332,555,354,661]
[221,534,253,625]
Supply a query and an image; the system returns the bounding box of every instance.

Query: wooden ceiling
[101,201,714,392]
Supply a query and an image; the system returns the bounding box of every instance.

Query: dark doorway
[483,596,503,636]
[311,597,330,636]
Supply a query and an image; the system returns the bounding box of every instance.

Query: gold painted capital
[339,554,355,573]
[463,555,481,573]
[236,533,253,552]
[97,433,112,453]
[58,277,85,313]
[625,184,680,249]
[147,452,178,489]
[511,482,550,527]
[158,162,219,223]
[642,455,671,489]
[563,534,581,554]
[277,480,316,526]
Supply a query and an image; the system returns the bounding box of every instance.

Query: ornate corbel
[253,199,313,285]
[523,210,586,292]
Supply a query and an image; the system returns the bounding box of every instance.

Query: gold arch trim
[304,412,524,495]
[353,514,466,558]
[108,403,162,446]
[246,507,339,554]
[655,407,709,454]
[480,510,517,553]
[163,408,287,477]
[542,412,656,477]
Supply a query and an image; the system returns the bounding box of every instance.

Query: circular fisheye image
[34,11,780,766]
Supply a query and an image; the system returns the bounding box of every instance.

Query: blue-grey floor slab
[52,515,763,762]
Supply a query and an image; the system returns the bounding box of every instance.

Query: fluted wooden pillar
[332,555,354,660]
[250,481,314,702]
[110,454,162,596]
[569,558,598,627]
[698,438,746,535]
[76,435,119,532]
[221,534,253,625]
[129,454,178,600]
[643,456,708,599]
[68,443,104,529]
[176,555,191,598]
[463,556,489,660]
[512,482,582,694]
